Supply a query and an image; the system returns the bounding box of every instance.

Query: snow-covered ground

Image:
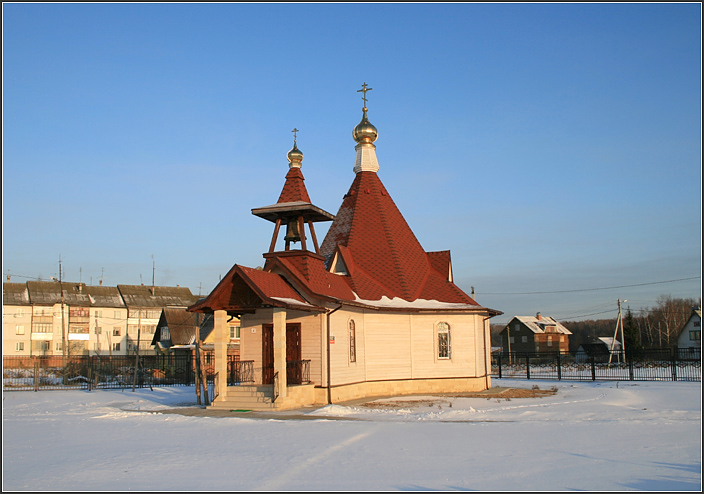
[2,379,701,491]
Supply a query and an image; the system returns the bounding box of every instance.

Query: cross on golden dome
[357,82,373,109]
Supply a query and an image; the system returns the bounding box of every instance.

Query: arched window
[437,322,451,359]
[349,319,357,363]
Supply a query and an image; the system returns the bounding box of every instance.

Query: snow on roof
[269,297,316,308]
[353,295,480,310]
[597,337,621,349]
[514,315,572,334]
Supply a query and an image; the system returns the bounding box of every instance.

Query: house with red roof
[190,85,502,410]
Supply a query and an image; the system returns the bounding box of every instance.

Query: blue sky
[3,2,701,324]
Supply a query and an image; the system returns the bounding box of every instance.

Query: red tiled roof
[277,167,311,204]
[319,171,478,305]
[266,251,356,302]
[188,264,317,313]
[427,251,452,279]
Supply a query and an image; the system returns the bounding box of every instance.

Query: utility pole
[59,256,67,358]
[94,312,100,356]
[132,309,142,391]
[609,298,627,364]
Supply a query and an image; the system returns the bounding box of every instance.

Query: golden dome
[287,143,304,168]
[353,109,378,144]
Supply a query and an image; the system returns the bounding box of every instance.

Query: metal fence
[493,349,701,382]
[3,354,199,391]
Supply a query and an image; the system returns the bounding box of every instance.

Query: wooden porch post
[272,308,288,399]
[214,310,228,400]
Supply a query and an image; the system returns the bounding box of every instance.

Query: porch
[207,308,323,411]
[209,358,315,411]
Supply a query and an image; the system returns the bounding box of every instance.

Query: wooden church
[189,84,502,410]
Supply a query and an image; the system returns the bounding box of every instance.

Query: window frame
[349,319,357,363]
[436,322,451,360]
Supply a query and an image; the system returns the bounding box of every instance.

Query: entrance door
[286,323,302,384]
[261,323,302,385]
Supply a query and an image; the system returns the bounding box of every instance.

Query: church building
[189,84,502,410]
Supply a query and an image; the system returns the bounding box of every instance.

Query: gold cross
[357,82,373,107]
[291,128,299,144]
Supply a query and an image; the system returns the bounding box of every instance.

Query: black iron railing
[2,354,199,391]
[272,371,279,403]
[286,359,311,385]
[492,349,700,382]
[228,359,254,385]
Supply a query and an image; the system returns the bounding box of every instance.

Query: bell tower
[251,129,335,254]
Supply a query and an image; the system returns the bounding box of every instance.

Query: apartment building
[3,281,198,356]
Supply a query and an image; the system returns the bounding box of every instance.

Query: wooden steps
[209,384,279,411]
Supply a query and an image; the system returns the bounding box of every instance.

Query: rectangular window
[95,326,102,335]
[349,320,356,363]
[16,342,25,351]
[690,330,701,341]
[113,328,121,336]
[509,336,515,344]
[521,336,528,343]
[16,325,25,335]
[41,341,50,351]
[55,342,62,351]
[95,310,102,317]
[229,325,241,339]
[69,307,89,318]
[547,335,553,347]
[112,343,121,351]
[437,322,451,359]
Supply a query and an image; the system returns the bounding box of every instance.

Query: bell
[284,219,302,243]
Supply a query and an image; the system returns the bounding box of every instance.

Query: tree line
[491,295,701,354]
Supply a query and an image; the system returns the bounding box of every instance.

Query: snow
[269,296,316,308]
[353,295,479,309]
[2,379,701,491]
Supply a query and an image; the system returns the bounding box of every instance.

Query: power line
[479,276,700,295]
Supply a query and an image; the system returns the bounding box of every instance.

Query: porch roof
[188,264,325,314]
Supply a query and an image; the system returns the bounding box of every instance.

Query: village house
[575,336,622,363]
[151,308,240,360]
[674,306,701,357]
[2,280,198,356]
[499,313,572,355]
[189,85,502,410]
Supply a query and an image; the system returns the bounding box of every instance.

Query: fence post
[497,353,502,379]
[33,356,39,392]
[590,356,596,381]
[628,357,634,381]
[526,354,531,380]
[88,358,93,392]
[556,352,562,381]
[671,351,678,382]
